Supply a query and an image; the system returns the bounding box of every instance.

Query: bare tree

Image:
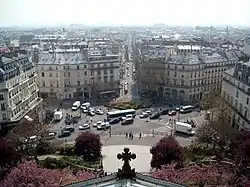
[197,92,239,159]
[7,121,49,159]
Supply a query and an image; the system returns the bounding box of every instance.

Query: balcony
[29,73,35,78]
[89,65,120,70]
[15,100,22,106]
[225,100,250,124]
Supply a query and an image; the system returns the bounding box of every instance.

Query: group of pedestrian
[125,132,134,140]
[125,132,142,139]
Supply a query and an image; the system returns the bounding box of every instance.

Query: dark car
[58,131,71,138]
[168,110,177,116]
[121,118,134,125]
[149,112,161,119]
[109,118,120,124]
[159,109,169,115]
[63,126,75,133]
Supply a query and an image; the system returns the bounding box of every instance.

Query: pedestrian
[125,132,128,138]
[139,132,142,139]
[131,133,134,140]
[128,132,131,140]
[152,129,155,137]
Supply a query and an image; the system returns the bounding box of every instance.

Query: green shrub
[57,145,75,156]
[40,157,68,169]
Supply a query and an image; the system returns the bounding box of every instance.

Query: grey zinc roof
[38,51,87,65]
[63,173,186,187]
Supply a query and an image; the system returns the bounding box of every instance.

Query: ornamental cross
[117,148,136,179]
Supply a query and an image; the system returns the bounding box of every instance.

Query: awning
[98,91,116,94]
[24,115,34,121]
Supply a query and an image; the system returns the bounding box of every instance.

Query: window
[0,94,4,100]
[104,77,108,83]
[174,72,177,77]
[77,81,80,86]
[56,73,58,77]
[49,72,52,77]
[110,69,113,74]
[84,71,87,76]
[42,80,45,87]
[2,113,6,120]
[236,91,239,98]
[84,65,87,68]
[97,70,101,75]
[104,69,107,75]
[41,72,45,77]
[247,98,249,105]
[68,72,70,77]
[1,103,5,111]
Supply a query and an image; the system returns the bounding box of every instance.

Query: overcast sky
[0,0,250,27]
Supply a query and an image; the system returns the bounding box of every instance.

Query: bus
[107,109,136,119]
[180,105,192,114]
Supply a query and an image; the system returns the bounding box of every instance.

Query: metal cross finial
[117,147,136,179]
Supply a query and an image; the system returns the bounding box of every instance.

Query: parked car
[168,111,177,116]
[149,112,161,119]
[58,131,71,138]
[95,109,104,115]
[109,118,120,124]
[64,126,75,133]
[159,109,169,115]
[88,109,95,116]
[139,112,149,118]
[93,121,102,128]
[79,124,90,130]
[121,117,134,125]
[145,110,152,115]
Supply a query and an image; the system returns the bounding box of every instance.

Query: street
[48,105,203,145]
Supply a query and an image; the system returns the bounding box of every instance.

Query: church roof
[63,173,185,187]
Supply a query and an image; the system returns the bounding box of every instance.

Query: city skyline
[1,0,250,27]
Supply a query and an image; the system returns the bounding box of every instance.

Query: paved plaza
[102,145,152,173]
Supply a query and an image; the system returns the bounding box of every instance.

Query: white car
[145,110,152,115]
[93,121,102,128]
[139,112,149,118]
[127,73,130,77]
[82,106,88,113]
[122,114,134,120]
[97,122,111,130]
[124,81,128,85]
[79,124,90,130]
[95,109,104,115]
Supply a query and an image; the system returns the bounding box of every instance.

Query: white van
[175,122,195,135]
[54,111,63,121]
[72,101,80,111]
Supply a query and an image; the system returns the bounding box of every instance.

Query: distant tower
[244,37,250,56]
[226,25,229,35]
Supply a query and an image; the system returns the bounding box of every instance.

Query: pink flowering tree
[1,160,95,187]
[152,163,250,186]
